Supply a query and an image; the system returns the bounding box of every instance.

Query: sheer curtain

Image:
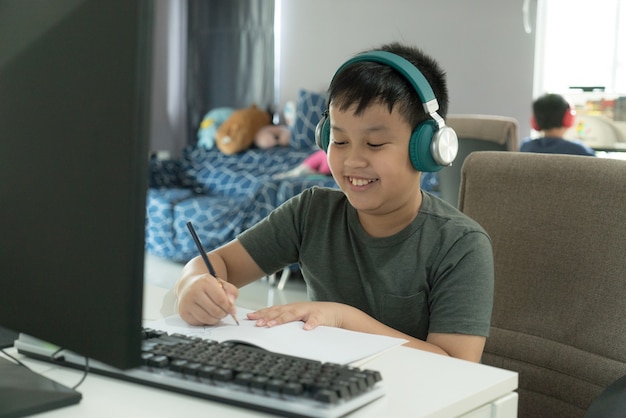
[534,0,626,96]
[149,0,188,157]
[186,0,275,144]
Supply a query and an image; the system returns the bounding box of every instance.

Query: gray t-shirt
[238,187,493,340]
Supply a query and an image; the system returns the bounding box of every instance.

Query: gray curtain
[187,0,275,144]
[149,0,188,158]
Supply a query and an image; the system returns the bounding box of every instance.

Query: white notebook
[145,307,407,366]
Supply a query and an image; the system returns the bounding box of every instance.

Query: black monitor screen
[0,0,153,370]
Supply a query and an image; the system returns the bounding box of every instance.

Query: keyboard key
[266,378,286,393]
[169,359,187,372]
[234,372,254,387]
[147,354,169,368]
[212,368,234,382]
[282,382,304,396]
[198,365,217,379]
[250,375,270,390]
[315,389,339,404]
[183,362,202,376]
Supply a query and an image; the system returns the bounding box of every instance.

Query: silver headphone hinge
[430,111,446,129]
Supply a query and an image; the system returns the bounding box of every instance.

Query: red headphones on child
[531,105,576,131]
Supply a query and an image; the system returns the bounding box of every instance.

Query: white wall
[278,0,537,136]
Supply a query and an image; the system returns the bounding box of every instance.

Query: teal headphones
[314,51,458,172]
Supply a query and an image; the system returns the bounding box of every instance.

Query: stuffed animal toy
[283,100,296,127]
[197,107,235,149]
[273,150,330,179]
[254,125,291,149]
[215,104,271,155]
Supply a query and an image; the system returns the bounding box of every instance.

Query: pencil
[186,221,240,325]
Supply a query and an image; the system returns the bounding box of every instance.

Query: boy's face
[327,101,422,220]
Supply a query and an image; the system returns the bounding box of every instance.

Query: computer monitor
[0,0,153,375]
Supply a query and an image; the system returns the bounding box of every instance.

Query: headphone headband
[335,51,440,117]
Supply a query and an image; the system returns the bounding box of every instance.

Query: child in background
[175,42,494,363]
[521,93,595,156]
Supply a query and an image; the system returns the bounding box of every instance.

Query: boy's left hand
[247,302,343,330]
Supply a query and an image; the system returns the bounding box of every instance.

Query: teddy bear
[215,104,271,155]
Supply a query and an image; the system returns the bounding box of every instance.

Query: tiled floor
[143,253,309,311]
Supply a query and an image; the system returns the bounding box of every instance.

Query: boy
[521,93,595,156]
[176,42,494,363]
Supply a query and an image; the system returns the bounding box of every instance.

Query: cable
[1,346,89,390]
[50,347,90,390]
[71,357,90,390]
[0,347,31,369]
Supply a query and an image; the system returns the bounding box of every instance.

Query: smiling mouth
[348,176,377,186]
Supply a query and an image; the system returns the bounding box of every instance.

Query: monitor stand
[0,331,82,416]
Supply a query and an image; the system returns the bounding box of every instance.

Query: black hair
[327,42,449,130]
[533,93,570,130]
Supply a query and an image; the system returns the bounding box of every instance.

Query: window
[534,0,626,96]
[533,0,626,150]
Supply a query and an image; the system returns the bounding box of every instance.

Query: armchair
[438,114,519,206]
[458,151,626,417]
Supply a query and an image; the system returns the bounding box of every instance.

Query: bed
[145,89,337,263]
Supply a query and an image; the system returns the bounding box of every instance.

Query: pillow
[290,89,327,150]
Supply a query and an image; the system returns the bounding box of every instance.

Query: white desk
[6,285,518,418]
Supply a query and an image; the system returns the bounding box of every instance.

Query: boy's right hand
[176,272,239,326]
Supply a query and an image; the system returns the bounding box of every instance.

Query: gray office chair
[438,114,519,206]
[458,151,626,418]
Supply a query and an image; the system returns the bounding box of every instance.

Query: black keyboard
[16,329,385,418]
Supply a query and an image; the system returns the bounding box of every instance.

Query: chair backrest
[458,151,626,418]
[438,114,519,206]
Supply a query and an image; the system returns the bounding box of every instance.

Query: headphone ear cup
[530,115,540,131]
[562,107,575,128]
[408,120,443,172]
[315,114,330,151]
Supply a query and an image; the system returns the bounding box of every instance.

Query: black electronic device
[0,0,153,415]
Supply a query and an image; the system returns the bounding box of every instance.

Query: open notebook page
[145,307,407,365]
